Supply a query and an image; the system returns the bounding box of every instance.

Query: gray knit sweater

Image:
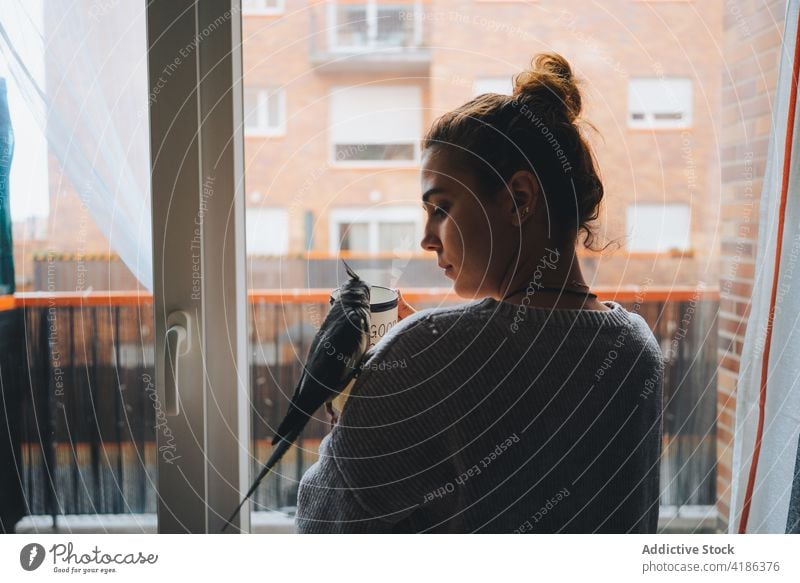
[295,296,664,533]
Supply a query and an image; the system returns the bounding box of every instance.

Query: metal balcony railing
[0,287,719,527]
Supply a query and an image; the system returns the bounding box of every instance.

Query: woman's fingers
[395,289,417,321]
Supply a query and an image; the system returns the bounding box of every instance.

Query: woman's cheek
[441,217,458,253]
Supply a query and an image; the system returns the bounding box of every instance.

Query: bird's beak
[342,259,359,280]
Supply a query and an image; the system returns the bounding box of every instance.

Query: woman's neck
[494,245,609,311]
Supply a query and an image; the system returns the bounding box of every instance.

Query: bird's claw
[325,402,339,429]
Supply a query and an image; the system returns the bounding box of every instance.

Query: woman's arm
[295,312,450,533]
[295,434,409,533]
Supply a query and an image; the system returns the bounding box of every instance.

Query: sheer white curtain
[0,0,152,290]
[730,0,800,534]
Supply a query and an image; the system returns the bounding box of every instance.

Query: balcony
[309,1,431,74]
[0,286,719,533]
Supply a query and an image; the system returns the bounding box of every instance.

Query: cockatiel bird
[221,260,371,532]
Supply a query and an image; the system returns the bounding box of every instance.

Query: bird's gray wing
[282,313,330,408]
[333,310,370,390]
[272,303,366,444]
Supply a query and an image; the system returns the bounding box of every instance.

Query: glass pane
[334,143,415,161]
[244,88,261,130]
[473,76,514,96]
[375,6,412,46]
[334,6,368,48]
[267,90,281,129]
[338,222,370,252]
[627,203,691,252]
[628,77,693,128]
[241,1,724,533]
[1,2,155,531]
[378,221,415,252]
[247,208,289,255]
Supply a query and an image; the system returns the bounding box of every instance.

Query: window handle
[165,311,192,416]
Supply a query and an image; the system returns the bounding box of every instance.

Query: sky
[1,0,49,221]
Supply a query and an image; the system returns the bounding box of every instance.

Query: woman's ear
[507,169,540,227]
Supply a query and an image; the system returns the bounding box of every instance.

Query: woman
[295,53,664,533]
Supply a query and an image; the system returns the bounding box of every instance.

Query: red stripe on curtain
[738,9,800,534]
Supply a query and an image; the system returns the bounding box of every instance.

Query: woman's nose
[420,230,440,252]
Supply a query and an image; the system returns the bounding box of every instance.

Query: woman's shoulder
[371,299,488,351]
[348,301,483,392]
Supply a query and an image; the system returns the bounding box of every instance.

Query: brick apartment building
[237,0,723,290]
[25,0,723,292]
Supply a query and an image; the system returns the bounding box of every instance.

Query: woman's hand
[394,289,417,321]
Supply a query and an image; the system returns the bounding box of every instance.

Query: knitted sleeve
[296,311,454,531]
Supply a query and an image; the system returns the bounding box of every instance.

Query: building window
[244,87,285,136]
[330,1,420,49]
[242,0,284,15]
[473,76,514,96]
[330,85,421,165]
[330,206,421,253]
[246,207,289,255]
[378,221,416,252]
[628,77,693,129]
[626,203,691,252]
[339,222,370,251]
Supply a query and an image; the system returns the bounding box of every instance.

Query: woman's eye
[424,203,446,216]
[422,201,448,218]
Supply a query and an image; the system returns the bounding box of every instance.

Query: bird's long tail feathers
[220,430,300,533]
[272,401,314,446]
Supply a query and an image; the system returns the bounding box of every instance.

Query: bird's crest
[342,259,360,280]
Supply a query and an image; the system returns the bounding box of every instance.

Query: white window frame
[329,84,421,167]
[241,0,285,15]
[329,206,422,253]
[147,0,250,533]
[244,87,286,137]
[626,202,692,252]
[628,77,693,129]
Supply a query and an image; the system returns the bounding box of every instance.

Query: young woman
[295,53,664,533]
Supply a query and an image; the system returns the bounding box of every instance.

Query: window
[331,1,419,49]
[329,85,421,164]
[628,77,693,129]
[330,206,421,253]
[339,222,370,251]
[242,0,284,15]
[473,76,514,96]
[374,4,414,47]
[626,203,691,252]
[333,4,369,48]
[246,207,289,255]
[244,87,285,136]
[378,221,416,252]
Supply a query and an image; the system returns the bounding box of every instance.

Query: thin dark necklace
[500,282,598,302]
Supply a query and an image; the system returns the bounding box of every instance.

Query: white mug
[328,285,399,412]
